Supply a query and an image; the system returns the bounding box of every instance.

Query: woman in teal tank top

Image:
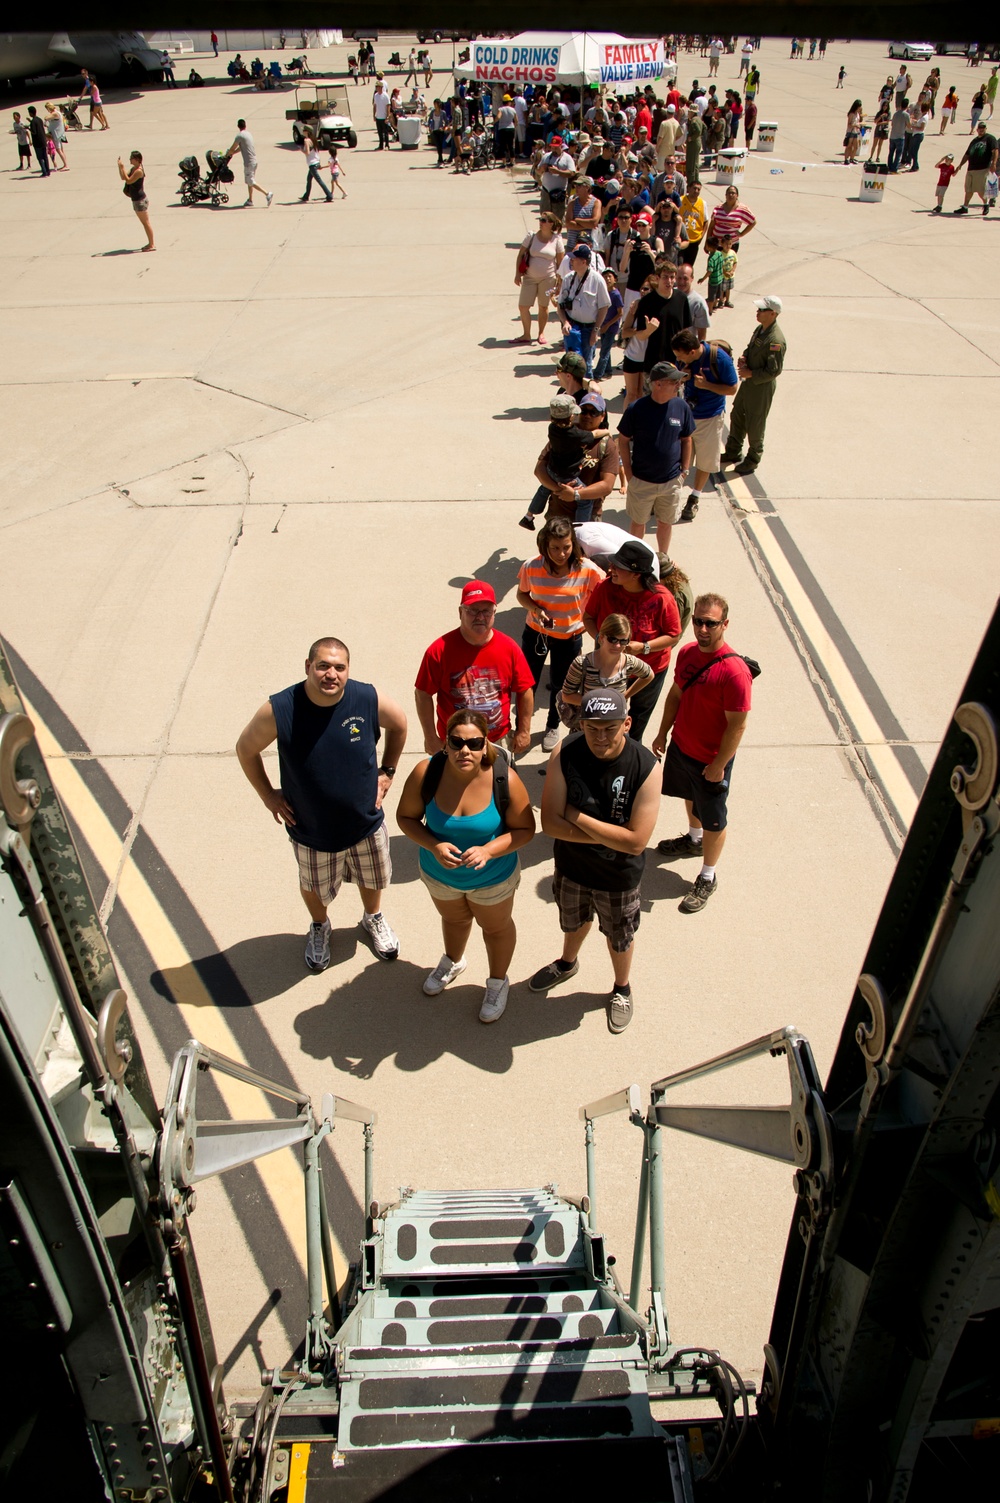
[397,709,536,1024]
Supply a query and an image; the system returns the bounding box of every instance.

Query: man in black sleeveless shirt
[533,688,659,1032]
[237,637,407,974]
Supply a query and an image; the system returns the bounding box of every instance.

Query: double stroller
[177,150,235,207]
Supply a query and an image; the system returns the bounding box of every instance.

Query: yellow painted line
[723,475,761,515]
[23,698,350,1295]
[288,1443,311,1503]
[740,521,919,831]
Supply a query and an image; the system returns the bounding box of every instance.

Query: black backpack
[419,749,510,824]
[681,651,761,691]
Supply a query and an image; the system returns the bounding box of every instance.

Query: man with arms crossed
[237,637,406,971]
[652,595,753,913]
[532,689,660,1033]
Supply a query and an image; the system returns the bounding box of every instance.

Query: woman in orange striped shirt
[516,517,604,753]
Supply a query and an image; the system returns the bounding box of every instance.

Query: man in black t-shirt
[955,121,999,212]
[636,259,693,371]
[532,689,659,1033]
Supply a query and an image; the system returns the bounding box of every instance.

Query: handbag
[516,239,532,277]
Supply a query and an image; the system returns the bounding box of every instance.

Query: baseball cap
[582,687,628,721]
[556,350,588,378]
[610,540,656,575]
[575,174,594,187]
[604,178,621,193]
[578,391,606,413]
[549,393,581,419]
[649,361,687,382]
[570,243,592,261]
[754,295,783,313]
[503,93,512,100]
[460,581,496,607]
[667,103,676,112]
[550,134,564,146]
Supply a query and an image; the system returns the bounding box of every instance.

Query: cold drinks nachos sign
[599,41,664,83]
[473,42,560,83]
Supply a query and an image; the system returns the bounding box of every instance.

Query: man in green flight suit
[721,295,787,476]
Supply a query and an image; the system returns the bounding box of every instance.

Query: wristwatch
[640,642,649,655]
[379,764,396,778]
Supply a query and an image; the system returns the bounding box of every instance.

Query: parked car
[887,42,935,61]
[416,30,476,44]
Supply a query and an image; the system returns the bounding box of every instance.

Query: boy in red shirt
[933,153,957,212]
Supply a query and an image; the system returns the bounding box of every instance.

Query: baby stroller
[177,150,234,207]
[60,99,83,131]
[470,131,495,170]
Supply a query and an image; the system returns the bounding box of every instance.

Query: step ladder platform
[371,1288,606,1320]
[358,1308,617,1348]
[339,1367,657,1449]
[381,1206,586,1277]
[343,1331,641,1371]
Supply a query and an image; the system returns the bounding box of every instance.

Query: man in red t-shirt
[651,592,752,912]
[415,581,535,755]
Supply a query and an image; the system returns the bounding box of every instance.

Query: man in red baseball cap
[415,581,535,756]
[537,134,576,216]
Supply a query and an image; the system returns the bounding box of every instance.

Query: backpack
[681,650,761,692]
[419,749,510,825]
[704,339,733,380]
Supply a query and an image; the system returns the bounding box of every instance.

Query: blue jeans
[887,136,905,172]
[303,162,331,199]
[525,477,592,522]
[593,327,617,381]
[565,320,596,376]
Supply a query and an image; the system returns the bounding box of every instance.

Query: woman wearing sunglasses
[516,516,603,754]
[557,613,653,729]
[397,710,535,1023]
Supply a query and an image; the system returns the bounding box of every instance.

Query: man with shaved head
[237,637,407,973]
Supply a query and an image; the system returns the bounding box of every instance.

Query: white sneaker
[266,191,273,207]
[541,726,561,752]
[423,954,467,995]
[305,919,331,972]
[360,911,399,960]
[479,976,509,1024]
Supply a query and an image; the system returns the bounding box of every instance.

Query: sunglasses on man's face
[692,616,725,629]
[448,734,486,751]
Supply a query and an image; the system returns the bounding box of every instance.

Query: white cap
[666,103,676,112]
[755,295,783,314]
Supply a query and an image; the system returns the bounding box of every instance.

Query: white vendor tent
[457,32,671,89]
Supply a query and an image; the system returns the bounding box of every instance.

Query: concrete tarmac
[1,37,995,1402]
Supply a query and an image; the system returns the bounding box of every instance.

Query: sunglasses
[692,616,725,629]
[603,635,629,646]
[448,734,486,751]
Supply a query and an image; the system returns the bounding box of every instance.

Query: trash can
[859,161,889,203]
[756,122,778,152]
[397,114,421,149]
[715,147,747,188]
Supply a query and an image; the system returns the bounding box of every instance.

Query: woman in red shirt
[582,539,682,743]
[707,184,757,255]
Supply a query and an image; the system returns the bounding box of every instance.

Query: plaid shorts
[552,871,642,953]
[292,823,391,904]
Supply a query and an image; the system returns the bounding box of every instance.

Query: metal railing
[580,1027,828,1364]
[160,1041,376,1369]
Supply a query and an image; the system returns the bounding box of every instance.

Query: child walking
[327,145,348,198]
[933,153,956,211]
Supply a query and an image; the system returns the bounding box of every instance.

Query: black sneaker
[657,832,704,859]
[607,987,633,1033]
[954,204,969,214]
[733,459,757,476]
[529,958,580,992]
[680,495,699,522]
[679,874,718,914]
[720,452,742,467]
[518,515,536,531]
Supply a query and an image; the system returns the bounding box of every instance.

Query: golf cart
[286,82,357,148]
